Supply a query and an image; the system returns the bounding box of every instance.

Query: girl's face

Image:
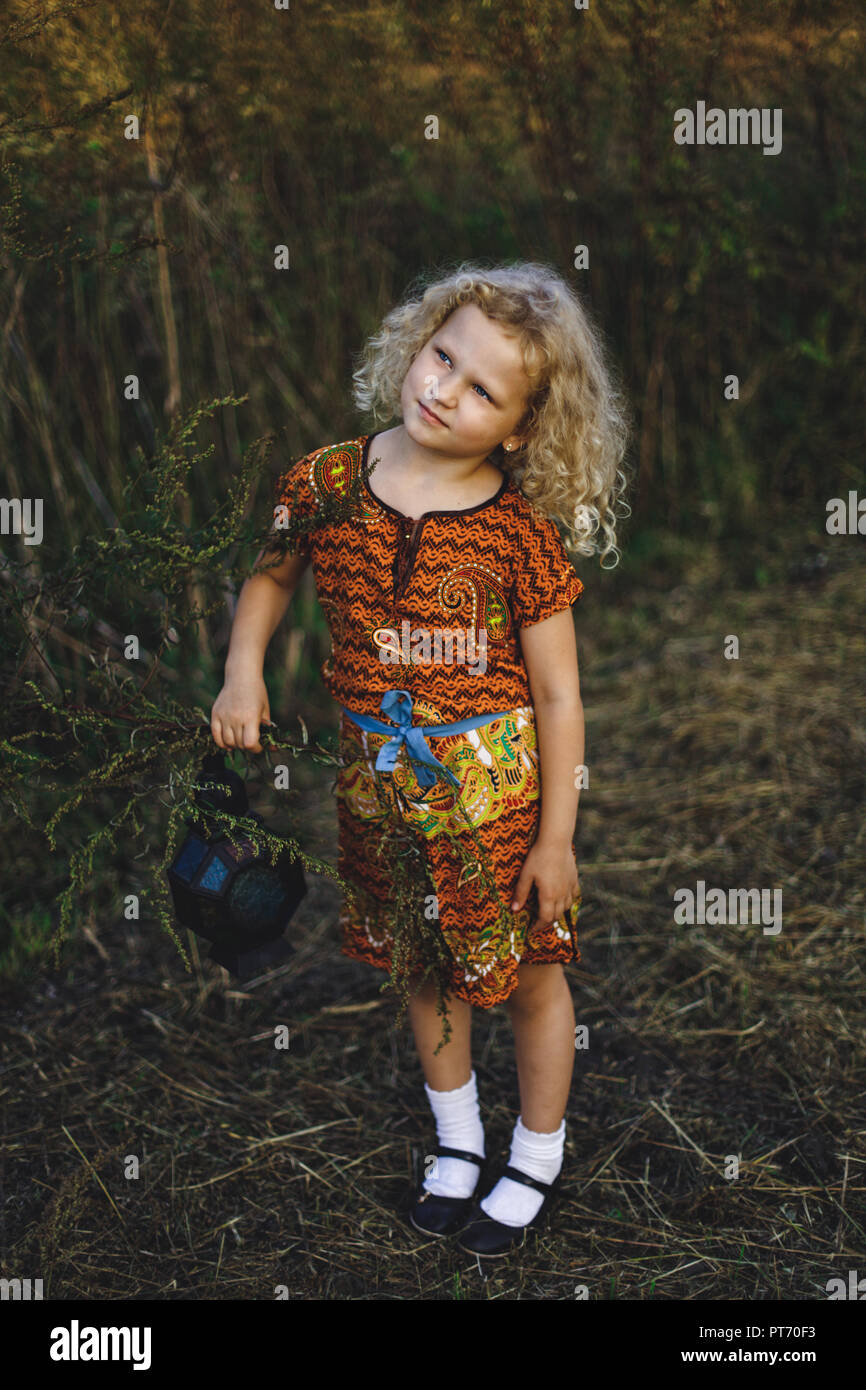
[400,303,532,461]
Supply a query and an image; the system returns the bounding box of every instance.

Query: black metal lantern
[167,752,306,979]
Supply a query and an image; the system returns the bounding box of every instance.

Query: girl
[211,261,630,1258]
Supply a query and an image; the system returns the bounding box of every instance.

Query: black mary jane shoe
[456,1165,561,1258]
[407,1145,487,1239]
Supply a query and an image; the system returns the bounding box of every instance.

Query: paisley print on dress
[438,563,512,644]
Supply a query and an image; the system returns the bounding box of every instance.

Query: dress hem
[338,937,582,1010]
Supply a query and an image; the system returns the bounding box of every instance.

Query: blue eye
[435,347,492,401]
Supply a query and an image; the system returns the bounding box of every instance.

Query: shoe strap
[435,1145,484,1167]
[502,1164,554,1195]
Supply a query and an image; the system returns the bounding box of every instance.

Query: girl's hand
[511,840,581,931]
[210,675,273,754]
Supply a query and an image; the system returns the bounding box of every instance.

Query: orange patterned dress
[272,434,585,1008]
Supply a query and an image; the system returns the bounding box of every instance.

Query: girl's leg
[504,961,575,1132]
[406,975,473,1090]
[407,977,484,1198]
[479,962,575,1227]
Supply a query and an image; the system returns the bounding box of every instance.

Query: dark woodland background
[1,0,864,1304]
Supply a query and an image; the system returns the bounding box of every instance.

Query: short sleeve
[511,507,584,628]
[268,454,317,559]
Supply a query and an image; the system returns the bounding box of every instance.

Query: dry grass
[1,545,864,1300]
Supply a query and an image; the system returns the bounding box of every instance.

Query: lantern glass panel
[197,855,231,892]
[174,833,209,884]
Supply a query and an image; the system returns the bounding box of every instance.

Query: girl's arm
[511,608,584,927]
[224,546,309,678]
[519,607,584,846]
[211,546,310,753]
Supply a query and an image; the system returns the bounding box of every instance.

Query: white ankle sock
[422,1070,486,1199]
[480,1116,565,1228]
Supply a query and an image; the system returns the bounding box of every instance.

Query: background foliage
[1,0,864,1301]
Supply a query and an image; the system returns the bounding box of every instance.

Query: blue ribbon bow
[341,688,513,791]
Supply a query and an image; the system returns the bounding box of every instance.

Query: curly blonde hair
[351,259,633,566]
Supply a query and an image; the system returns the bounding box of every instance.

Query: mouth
[418,399,445,426]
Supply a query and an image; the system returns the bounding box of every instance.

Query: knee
[505,963,565,1014]
[409,977,440,1007]
[409,975,460,1011]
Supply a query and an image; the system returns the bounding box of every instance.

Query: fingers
[529,892,580,933]
[510,866,534,912]
[209,713,268,754]
[514,880,576,927]
[531,894,559,933]
[241,720,262,754]
[211,673,271,752]
[220,722,236,750]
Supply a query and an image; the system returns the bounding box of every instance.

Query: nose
[428,370,457,410]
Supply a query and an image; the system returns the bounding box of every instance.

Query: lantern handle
[194,752,250,818]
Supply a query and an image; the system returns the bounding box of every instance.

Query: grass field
[2,536,863,1300]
